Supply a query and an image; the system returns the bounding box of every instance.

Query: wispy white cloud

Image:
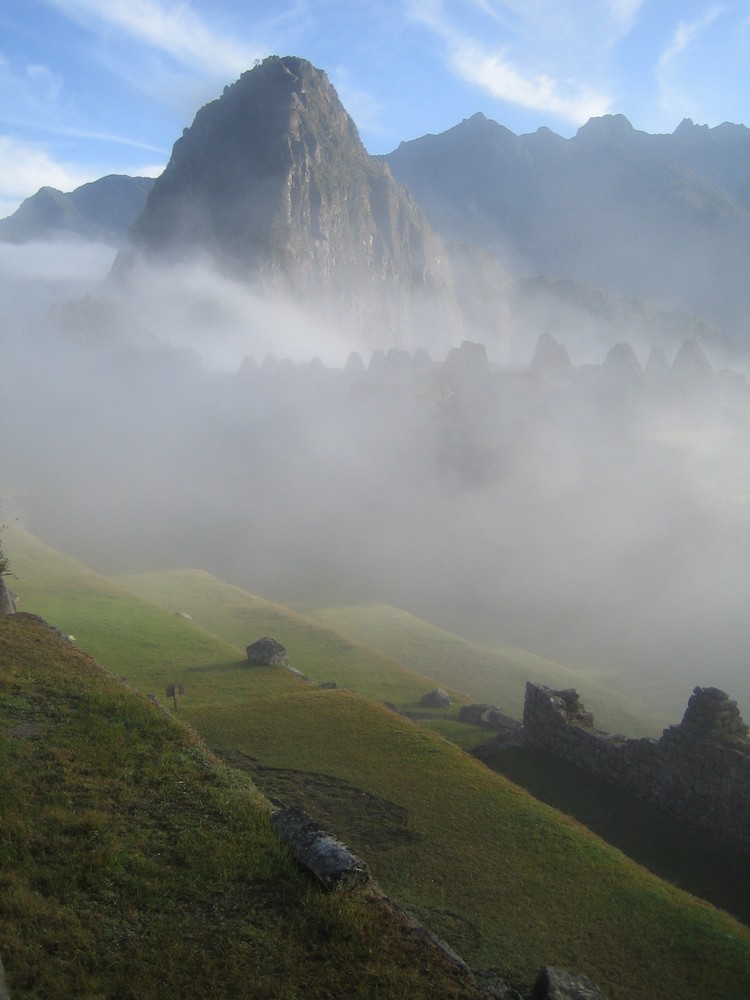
[0,55,67,125]
[605,0,646,29]
[407,0,617,123]
[0,136,92,215]
[44,0,261,78]
[658,6,724,69]
[0,54,167,153]
[656,6,725,118]
[450,41,612,121]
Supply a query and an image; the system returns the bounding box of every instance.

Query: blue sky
[1,0,750,216]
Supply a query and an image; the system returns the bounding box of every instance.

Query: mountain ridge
[0,174,154,245]
[384,111,750,345]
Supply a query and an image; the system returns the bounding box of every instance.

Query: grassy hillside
[117,568,469,707]
[0,613,483,1000]
[185,689,750,999]
[301,602,671,735]
[3,614,750,999]
[5,523,750,998]
[3,525,244,688]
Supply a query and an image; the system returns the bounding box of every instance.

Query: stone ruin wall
[523,682,750,852]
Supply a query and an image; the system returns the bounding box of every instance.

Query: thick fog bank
[1,251,749,720]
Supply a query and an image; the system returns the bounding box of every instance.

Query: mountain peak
[118,56,462,348]
[574,114,635,147]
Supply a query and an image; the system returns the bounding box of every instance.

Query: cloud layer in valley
[1,244,749,729]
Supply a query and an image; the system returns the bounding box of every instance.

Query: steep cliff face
[120,56,462,348]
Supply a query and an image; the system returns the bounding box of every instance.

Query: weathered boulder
[680,685,749,740]
[0,577,15,616]
[246,636,288,666]
[531,966,606,1000]
[420,688,451,708]
[272,807,370,892]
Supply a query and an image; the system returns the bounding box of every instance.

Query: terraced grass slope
[301,603,670,735]
[117,568,469,707]
[0,613,483,1000]
[3,525,244,690]
[184,687,750,999]
[6,524,750,998]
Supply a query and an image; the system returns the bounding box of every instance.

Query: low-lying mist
[2,246,749,723]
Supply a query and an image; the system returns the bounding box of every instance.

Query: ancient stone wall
[523,683,750,851]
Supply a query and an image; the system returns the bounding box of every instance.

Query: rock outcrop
[272,806,371,892]
[531,966,606,999]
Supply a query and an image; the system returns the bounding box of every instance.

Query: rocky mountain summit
[116,55,463,349]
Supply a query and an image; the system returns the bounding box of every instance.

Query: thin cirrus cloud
[43,0,260,78]
[409,0,617,123]
[656,6,725,118]
[449,41,613,122]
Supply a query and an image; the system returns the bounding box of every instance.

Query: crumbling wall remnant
[523,683,750,852]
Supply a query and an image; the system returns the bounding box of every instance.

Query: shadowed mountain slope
[384,113,750,348]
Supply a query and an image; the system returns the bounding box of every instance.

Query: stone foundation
[523,683,750,852]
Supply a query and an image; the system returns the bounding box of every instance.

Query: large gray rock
[420,688,451,708]
[246,636,288,666]
[531,966,606,1000]
[272,807,370,892]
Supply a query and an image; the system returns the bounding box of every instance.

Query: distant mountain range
[0,174,153,245]
[3,58,750,361]
[384,112,750,350]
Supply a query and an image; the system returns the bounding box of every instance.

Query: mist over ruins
[2,55,750,722]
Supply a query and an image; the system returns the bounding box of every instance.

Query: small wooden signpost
[165,683,185,710]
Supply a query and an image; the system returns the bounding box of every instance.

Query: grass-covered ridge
[0,614,483,1000]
